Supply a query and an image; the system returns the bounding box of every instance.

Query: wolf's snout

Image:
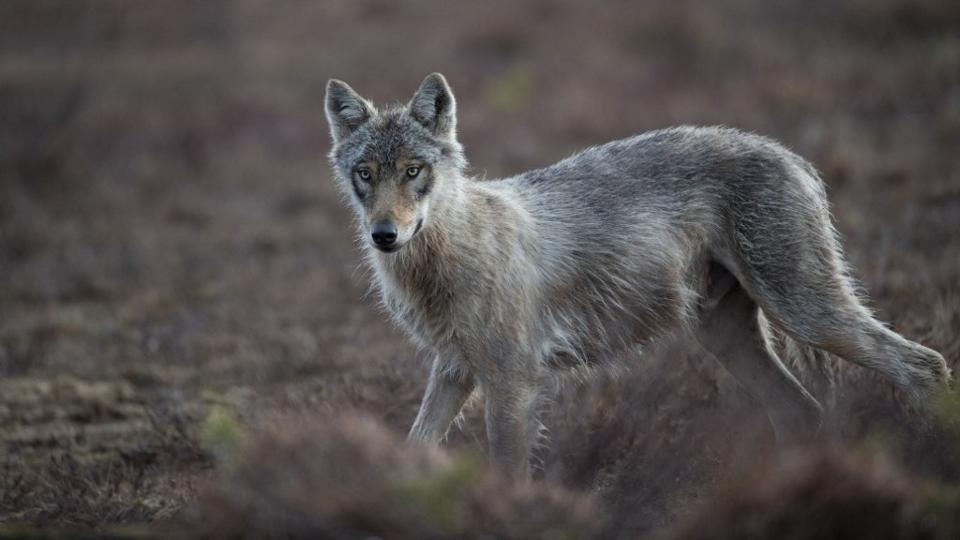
[371,220,398,248]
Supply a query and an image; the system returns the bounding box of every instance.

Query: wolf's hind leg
[734,244,950,404]
[727,171,950,403]
[770,301,949,405]
[696,271,823,443]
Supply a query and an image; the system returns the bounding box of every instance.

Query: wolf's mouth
[373,219,423,254]
[374,243,399,253]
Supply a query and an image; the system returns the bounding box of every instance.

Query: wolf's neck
[375,174,503,288]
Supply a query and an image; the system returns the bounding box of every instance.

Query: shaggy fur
[324,73,949,476]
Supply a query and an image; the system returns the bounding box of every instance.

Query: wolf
[324,73,950,477]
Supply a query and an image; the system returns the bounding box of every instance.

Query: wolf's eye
[406,166,421,178]
[357,169,371,181]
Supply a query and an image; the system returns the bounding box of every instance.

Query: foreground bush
[181,413,599,539]
[663,448,960,540]
[178,409,960,540]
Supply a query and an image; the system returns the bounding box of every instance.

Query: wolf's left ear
[409,73,457,139]
[325,79,376,144]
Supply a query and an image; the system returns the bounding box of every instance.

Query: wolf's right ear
[325,79,376,144]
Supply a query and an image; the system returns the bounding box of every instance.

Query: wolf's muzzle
[371,220,398,249]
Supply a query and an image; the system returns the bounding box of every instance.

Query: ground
[1,1,959,537]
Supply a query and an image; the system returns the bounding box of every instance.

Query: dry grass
[1,0,959,537]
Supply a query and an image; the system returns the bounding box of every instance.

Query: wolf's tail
[759,310,841,411]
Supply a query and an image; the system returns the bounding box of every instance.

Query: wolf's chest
[378,269,460,349]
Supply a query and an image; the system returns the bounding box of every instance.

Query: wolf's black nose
[371,221,398,247]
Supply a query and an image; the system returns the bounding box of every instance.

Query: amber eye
[357,169,371,181]
[406,166,421,178]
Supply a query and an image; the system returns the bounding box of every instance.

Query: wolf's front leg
[408,356,475,444]
[483,381,541,478]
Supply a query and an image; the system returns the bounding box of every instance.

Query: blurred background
[1,0,959,536]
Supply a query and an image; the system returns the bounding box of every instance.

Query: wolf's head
[325,73,466,253]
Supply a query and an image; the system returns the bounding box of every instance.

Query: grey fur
[324,73,950,477]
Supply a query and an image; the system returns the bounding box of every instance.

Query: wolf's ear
[409,73,457,139]
[325,79,376,144]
